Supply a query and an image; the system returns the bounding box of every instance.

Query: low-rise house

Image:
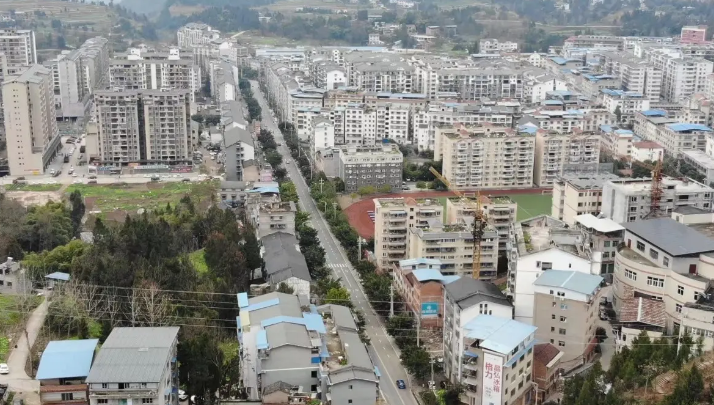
[37,339,99,405]
[392,258,460,328]
[86,327,180,405]
[45,272,70,289]
[532,343,563,403]
[260,232,311,297]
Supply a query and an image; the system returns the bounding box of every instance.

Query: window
[647,276,664,288]
[118,384,128,390]
[311,385,318,392]
[349,385,353,389]
[98,401,108,404]
[676,304,682,313]
[663,257,670,267]
[636,241,645,251]
[311,371,318,378]
[561,303,568,310]
[549,290,554,295]
[559,328,567,335]
[604,241,611,247]
[649,249,659,260]
[558,341,566,347]
[678,285,684,295]
[141,399,153,404]
[61,394,74,401]
[624,269,637,280]
[560,316,567,322]
[551,327,555,332]
[551,314,556,320]
[695,292,700,301]
[348,401,353,404]
[101,384,108,389]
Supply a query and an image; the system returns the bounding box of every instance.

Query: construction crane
[604,148,664,218]
[429,167,488,280]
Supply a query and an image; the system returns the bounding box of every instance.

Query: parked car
[0,364,9,374]
[88,175,97,179]
[178,390,188,401]
[87,180,97,184]
[396,379,406,389]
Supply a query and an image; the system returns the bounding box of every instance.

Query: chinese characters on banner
[482,353,504,405]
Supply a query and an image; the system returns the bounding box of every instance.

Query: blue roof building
[36,339,99,380]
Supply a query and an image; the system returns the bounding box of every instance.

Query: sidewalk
[0,299,49,405]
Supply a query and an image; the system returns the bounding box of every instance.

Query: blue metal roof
[261,314,327,334]
[666,123,713,132]
[256,330,269,349]
[550,57,568,65]
[36,339,99,380]
[246,187,280,194]
[641,109,667,117]
[615,129,633,135]
[544,100,563,105]
[45,272,70,281]
[533,270,602,295]
[237,292,249,308]
[399,258,442,267]
[243,298,280,312]
[463,315,536,355]
[442,275,461,284]
[518,125,538,135]
[600,124,613,133]
[412,269,446,282]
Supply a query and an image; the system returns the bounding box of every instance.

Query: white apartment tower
[533,130,601,187]
[2,65,61,175]
[177,23,220,48]
[93,89,192,165]
[0,29,36,66]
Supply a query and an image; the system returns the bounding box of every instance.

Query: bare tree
[134,281,174,327]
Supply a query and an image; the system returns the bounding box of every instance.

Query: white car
[178,390,188,401]
[0,363,9,374]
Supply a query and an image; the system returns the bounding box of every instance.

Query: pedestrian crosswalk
[327,263,352,269]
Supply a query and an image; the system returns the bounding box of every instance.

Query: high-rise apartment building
[551,173,620,225]
[533,130,601,187]
[93,89,192,165]
[374,197,444,269]
[602,177,714,223]
[176,23,220,48]
[109,48,200,100]
[434,124,535,190]
[338,144,403,192]
[2,65,61,175]
[0,29,36,66]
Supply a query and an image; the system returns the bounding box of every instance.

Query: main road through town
[250,81,420,405]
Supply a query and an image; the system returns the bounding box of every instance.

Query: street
[251,81,420,405]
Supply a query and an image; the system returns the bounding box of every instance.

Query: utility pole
[416,315,421,346]
[358,237,363,261]
[429,357,436,391]
[332,202,337,218]
[319,178,324,193]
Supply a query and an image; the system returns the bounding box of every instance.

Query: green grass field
[66,181,217,213]
[508,194,553,220]
[189,249,209,274]
[4,183,63,192]
[0,295,43,361]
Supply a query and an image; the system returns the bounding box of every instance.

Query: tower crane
[429,167,488,280]
[604,148,664,218]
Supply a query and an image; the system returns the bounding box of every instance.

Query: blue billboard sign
[421,302,439,317]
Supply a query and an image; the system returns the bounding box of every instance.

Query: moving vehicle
[396,379,406,389]
[0,364,9,374]
[151,176,161,181]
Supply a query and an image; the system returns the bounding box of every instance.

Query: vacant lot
[168,3,206,16]
[0,0,113,27]
[66,181,217,214]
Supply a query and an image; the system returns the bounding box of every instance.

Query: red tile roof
[533,343,561,366]
[620,297,666,327]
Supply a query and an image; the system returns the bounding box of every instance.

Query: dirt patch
[3,191,63,207]
[344,188,549,239]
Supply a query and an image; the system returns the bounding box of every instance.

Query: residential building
[177,23,220,48]
[681,26,708,44]
[613,218,714,331]
[660,56,713,102]
[250,201,296,239]
[574,214,625,274]
[601,89,650,125]
[533,130,601,187]
[601,52,662,101]
[392,258,460,328]
[260,232,311,297]
[408,219,500,280]
[682,150,714,186]
[523,72,567,104]
[512,246,597,325]
[601,177,714,223]
[532,343,563,403]
[86,327,180,405]
[479,39,519,54]
[599,125,633,159]
[647,123,712,157]
[445,196,518,255]
[93,89,192,166]
[580,74,620,98]
[434,124,535,190]
[458,315,536,405]
[0,29,36,65]
[2,65,61,175]
[551,173,620,225]
[681,289,714,352]
[532,270,602,372]
[338,144,403,193]
[237,292,380,405]
[309,117,335,156]
[348,60,415,93]
[631,140,664,162]
[442,278,514,382]
[221,102,254,181]
[37,339,99,405]
[109,47,200,100]
[413,103,517,152]
[311,60,347,90]
[374,197,444,269]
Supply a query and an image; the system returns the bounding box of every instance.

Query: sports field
[508,193,553,220]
